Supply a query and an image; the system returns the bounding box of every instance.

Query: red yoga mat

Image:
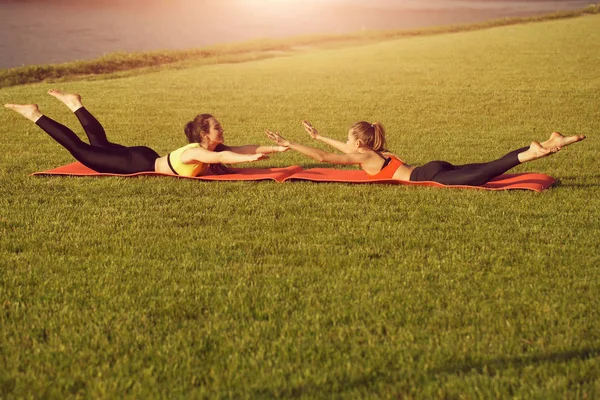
[281,168,556,192]
[31,162,556,192]
[31,162,303,183]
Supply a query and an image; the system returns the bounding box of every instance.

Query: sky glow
[1,0,592,69]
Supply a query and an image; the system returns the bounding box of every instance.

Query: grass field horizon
[1,12,599,399]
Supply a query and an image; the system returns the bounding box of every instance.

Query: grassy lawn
[1,14,599,399]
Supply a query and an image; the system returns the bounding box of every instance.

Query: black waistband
[167,153,178,175]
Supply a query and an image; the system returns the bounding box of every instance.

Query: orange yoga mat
[281,168,556,192]
[31,162,556,192]
[31,162,303,182]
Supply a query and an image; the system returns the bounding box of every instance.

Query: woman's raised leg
[47,90,125,149]
[433,142,558,186]
[5,103,157,174]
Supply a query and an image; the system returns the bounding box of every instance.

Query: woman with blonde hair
[265,120,585,185]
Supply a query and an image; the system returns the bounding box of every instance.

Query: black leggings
[409,146,529,186]
[36,108,160,174]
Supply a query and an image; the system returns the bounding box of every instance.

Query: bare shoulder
[180,145,215,163]
[381,151,400,158]
[183,146,211,156]
[352,151,376,162]
[362,150,389,163]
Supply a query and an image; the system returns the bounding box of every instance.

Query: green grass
[1,13,600,399]
[1,3,599,89]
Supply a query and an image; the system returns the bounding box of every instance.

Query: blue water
[0,0,591,69]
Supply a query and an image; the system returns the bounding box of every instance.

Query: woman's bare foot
[4,103,43,122]
[518,141,559,163]
[47,89,83,112]
[542,131,586,149]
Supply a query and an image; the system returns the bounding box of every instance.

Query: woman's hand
[273,145,289,153]
[302,120,321,140]
[265,130,291,147]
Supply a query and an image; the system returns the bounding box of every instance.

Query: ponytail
[350,121,387,152]
[371,122,387,152]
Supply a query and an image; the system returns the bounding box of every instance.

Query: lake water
[0,0,592,69]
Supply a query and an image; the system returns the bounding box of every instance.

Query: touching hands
[265,130,291,147]
[302,120,321,140]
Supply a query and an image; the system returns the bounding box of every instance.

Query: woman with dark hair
[265,120,585,185]
[182,113,288,175]
[5,90,287,177]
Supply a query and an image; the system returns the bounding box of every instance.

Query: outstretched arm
[302,120,354,154]
[227,144,289,155]
[181,146,268,165]
[265,130,366,165]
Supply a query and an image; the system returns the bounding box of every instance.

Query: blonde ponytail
[350,121,387,152]
[371,122,387,152]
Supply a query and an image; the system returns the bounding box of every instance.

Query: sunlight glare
[232,0,330,11]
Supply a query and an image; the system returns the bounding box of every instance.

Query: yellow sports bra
[167,143,209,177]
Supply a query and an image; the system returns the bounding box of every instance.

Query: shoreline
[1,3,598,89]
